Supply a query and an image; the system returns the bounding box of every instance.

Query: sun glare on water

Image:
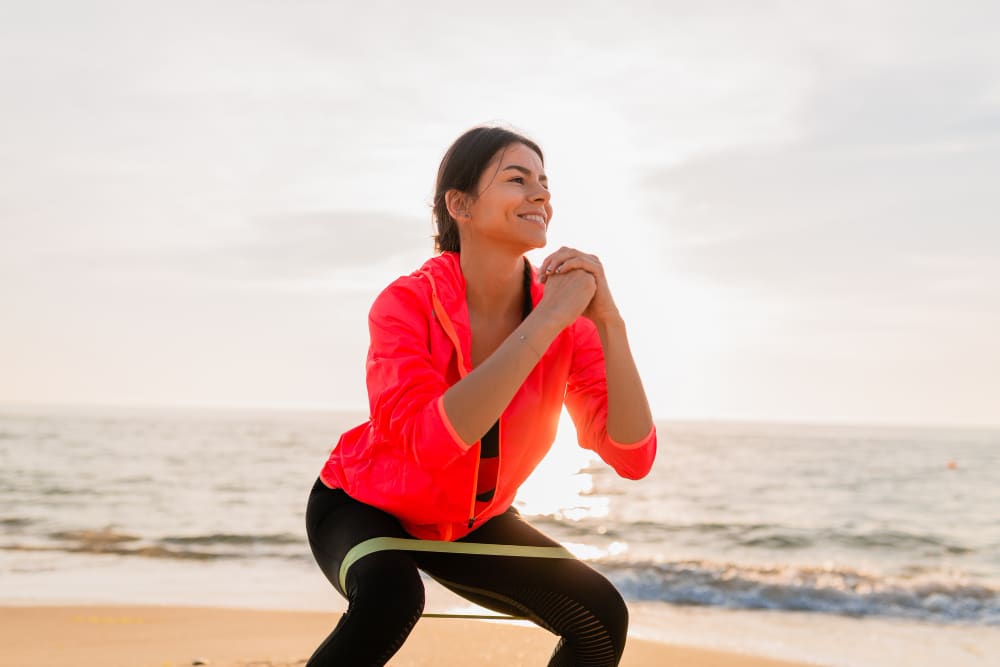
[515,409,609,521]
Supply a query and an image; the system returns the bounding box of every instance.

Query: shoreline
[0,603,821,667]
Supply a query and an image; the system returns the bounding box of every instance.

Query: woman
[305,125,657,666]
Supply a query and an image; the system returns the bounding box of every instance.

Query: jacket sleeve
[365,279,474,471]
[563,317,657,480]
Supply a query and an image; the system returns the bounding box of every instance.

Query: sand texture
[0,604,823,667]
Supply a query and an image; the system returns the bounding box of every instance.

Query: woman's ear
[445,189,471,221]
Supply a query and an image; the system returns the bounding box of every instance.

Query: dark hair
[432,125,544,253]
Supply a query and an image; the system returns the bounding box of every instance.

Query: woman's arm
[541,246,654,446]
[564,315,657,480]
[442,267,596,445]
[593,314,654,444]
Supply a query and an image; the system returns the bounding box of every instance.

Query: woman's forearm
[594,315,654,443]
[441,311,563,445]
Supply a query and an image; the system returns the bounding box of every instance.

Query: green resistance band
[338,537,575,619]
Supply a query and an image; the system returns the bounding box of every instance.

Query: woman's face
[465,142,552,252]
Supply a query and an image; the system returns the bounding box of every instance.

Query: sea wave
[530,515,977,558]
[160,532,302,546]
[0,517,34,527]
[597,558,1000,625]
[0,527,307,562]
[4,522,998,625]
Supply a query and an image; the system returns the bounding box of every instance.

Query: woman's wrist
[593,311,626,336]
[518,310,563,355]
[529,300,578,335]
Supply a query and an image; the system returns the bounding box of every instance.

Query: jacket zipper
[468,419,502,529]
[467,448,479,529]
[420,270,481,531]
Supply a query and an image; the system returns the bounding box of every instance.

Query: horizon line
[0,399,997,432]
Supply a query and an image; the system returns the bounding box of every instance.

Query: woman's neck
[459,244,525,319]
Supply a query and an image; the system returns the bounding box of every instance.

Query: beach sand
[0,604,819,667]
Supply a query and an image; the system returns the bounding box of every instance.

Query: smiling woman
[448,143,552,265]
[432,128,549,254]
[303,124,657,666]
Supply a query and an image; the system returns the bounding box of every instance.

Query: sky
[1,1,998,426]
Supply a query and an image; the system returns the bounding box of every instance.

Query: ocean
[1,405,997,666]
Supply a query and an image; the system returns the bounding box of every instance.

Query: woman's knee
[347,552,426,619]
[573,566,629,646]
[602,581,629,646]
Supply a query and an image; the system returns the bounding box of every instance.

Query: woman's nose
[530,184,550,203]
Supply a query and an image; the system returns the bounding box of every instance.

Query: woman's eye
[510,177,524,183]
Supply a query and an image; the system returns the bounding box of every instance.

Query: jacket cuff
[607,424,656,450]
[437,396,474,451]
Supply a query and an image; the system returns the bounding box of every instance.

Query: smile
[518,214,547,227]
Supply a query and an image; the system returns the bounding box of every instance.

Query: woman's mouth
[518,213,547,228]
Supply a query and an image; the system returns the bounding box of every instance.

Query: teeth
[521,214,545,224]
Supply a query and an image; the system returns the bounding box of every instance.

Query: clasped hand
[538,247,621,327]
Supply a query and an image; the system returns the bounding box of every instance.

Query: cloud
[60,210,436,288]
[641,55,1000,309]
[798,63,1000,150]
[238,210,435,275]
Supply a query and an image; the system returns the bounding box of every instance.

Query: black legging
[305,477,629,666]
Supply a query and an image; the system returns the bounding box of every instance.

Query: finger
[541,266,589,288]
[554,255,602,277]
[542,257,592,283]
[540,246,578,276]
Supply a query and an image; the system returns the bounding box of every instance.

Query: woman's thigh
[305,478,416,598]
[411,508,628,629]
[304,480,429,666]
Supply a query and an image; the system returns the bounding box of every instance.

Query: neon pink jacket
[319,251,656,540]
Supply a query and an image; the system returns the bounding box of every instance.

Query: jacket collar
[417,251,543,372]
[418,251,543,308]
